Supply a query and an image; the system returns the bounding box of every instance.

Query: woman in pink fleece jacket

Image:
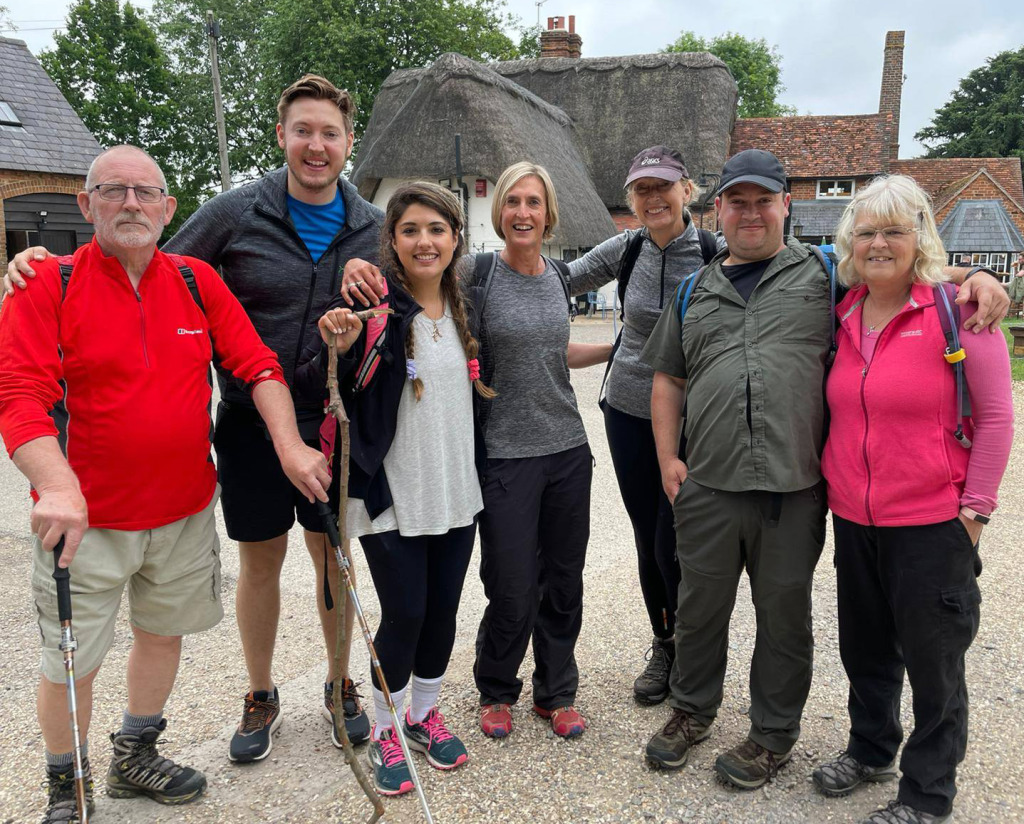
[813,175,1013,824]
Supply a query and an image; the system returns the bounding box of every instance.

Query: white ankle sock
[408,674,444,724]
[371,684,406,740]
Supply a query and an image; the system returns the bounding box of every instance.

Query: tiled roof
[891,157,1023,204]
[730,114,892,178]
[938,199,1024,252]
[789,200,849,238]
[0,37,102,175]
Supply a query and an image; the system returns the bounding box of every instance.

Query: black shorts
[213,401,339,542]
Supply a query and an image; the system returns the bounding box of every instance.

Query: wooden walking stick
[319,313,436,824]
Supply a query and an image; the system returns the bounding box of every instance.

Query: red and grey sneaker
[533,705,586,738]
[404,708,468,770]
[479,703,513,738]
[367,727,414,796]
[228,688,282,763]
[322,677,370,746]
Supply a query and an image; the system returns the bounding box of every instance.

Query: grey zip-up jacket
[568,218,725,419]
[166,167,384,409]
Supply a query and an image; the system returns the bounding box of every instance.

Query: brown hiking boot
[644,708,712,769]
[715,737,792,789]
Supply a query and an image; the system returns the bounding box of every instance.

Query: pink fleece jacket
[822,282,1013,527]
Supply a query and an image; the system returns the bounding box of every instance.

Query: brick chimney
[878,30,905,160]
[540,15,582,59]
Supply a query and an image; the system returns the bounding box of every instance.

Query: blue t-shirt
[287,189,347,262]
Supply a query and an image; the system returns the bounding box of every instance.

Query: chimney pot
[569,15,575,33]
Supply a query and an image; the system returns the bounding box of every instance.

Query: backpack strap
[697,228,717,265]
[353,279,391,391]
[810,244,839,367]
[545,256,575,319]
[933,281,972,449]
[614,229,646,321]
[471,252,500,323]
[58,262,74,300]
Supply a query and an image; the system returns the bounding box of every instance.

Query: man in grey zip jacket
[167,76,383,761]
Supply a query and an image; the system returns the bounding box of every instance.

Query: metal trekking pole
[316,501,435,824]
[52,537,89,823]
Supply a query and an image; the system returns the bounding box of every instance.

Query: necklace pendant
[431,321,442,342]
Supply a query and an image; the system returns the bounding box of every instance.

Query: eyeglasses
[90,184,166,204]
[632,180,675,198]
[850,226,918,244]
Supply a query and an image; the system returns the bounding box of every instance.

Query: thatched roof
[490,53,738,209]
[352,53,615,248]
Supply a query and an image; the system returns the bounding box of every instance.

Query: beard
[93,209,162,250]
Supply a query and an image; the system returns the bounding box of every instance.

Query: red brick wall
[879,31,905,159]
[932,174,1024,240]
[891,158,1024,203]
[0,170,86,266]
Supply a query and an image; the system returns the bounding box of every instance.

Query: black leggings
[602,402,680,639]
[360,523,476,691]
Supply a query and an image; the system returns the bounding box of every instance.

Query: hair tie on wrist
[406,360,418,381]
[467,358,480,381]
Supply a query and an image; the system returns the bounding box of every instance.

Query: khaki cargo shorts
[33,487,224,683]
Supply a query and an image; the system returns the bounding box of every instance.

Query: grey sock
[46,743,88,771]
[121,710,164,737]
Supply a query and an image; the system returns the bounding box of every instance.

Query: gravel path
[1,317,1021,824]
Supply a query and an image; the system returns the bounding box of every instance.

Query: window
[949,252,1011,281]
[816,179,855,199]
[0,101,22,127]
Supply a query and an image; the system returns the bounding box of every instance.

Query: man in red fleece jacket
[0,145,330,823]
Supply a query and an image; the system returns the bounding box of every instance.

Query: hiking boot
[41,758,94,823]
[106,721,206,804]
[368,726,414,796]
[812,751,898,797]
[480,703,513,738]
[644,708,712,769]
[533,704,586,738]
[322,677,370,746]
[228,688,282,763]
[859,800,952,824]
[404,707,468,770]
[714,737,792,789]
[633,636,675,705]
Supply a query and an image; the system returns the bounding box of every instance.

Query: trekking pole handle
[51,537,73,622]
[316,500,343,551]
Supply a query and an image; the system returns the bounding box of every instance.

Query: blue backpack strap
[810,244,838,367]
[676,265,707,326]
[933,282,972,449]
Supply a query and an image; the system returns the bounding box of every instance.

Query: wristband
[959,506,991,525]
[965,266,997,280]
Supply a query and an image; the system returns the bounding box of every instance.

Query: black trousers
[833,515,982,817]
[360,523,476,692]
[474,443,592,710]
[603,402,680,639]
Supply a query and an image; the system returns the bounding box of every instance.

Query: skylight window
[0,101,23,127]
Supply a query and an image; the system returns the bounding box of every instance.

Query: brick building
[0,37,102,268]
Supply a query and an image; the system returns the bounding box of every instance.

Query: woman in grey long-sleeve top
[567,146,723,707]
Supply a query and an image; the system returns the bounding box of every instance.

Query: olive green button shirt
[641,238,833,493]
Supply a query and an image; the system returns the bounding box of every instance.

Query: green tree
[39,0,191,233]
[916,46,1024,161]
[663,31,796,118]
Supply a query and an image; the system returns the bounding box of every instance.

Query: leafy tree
[39,0,192,233]
[663,31,796,118]
[916,46,1024,161]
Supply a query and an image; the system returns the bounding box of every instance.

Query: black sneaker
[645,708,712,769]
[715,737,792,789]
[41,758,94,823]
[322,677,370,746]
[633,636,675,705]
[813,751,898,797]
[859,800,952,824]
[228,688,282,763]
[106,720,206,805]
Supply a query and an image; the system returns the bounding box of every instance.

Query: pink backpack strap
[353,278,390,391]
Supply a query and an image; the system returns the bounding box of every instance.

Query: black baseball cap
[624,146,689,188]
[716,149,787,195]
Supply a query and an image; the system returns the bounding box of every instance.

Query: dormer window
[816,179,854,199]
[0,101,22,128]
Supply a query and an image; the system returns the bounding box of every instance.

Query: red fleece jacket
[0,239,285,530]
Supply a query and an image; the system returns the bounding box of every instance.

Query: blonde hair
[380,182,495,402]
[834,174,948,287]
[490,162,559,242]
[277,74,355,134]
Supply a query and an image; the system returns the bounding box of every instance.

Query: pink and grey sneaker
[367,727,414,796]
[404,708,468,770]
[533,705,586,738]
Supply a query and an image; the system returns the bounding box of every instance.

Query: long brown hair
[380,182,495,401]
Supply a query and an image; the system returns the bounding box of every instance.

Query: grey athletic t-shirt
[457,254,587,459]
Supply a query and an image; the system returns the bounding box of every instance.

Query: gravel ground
[1,317,1022,824]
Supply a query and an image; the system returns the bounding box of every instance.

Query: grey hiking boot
[633,636,675,705]
[41,758,94,823]
[106,720,206,805]
[859,800,952,823]
[644,708,712,769]
[812,750,898,796]
[715,737,792,789]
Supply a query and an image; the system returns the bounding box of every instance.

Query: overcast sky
[3,0,1022,157]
